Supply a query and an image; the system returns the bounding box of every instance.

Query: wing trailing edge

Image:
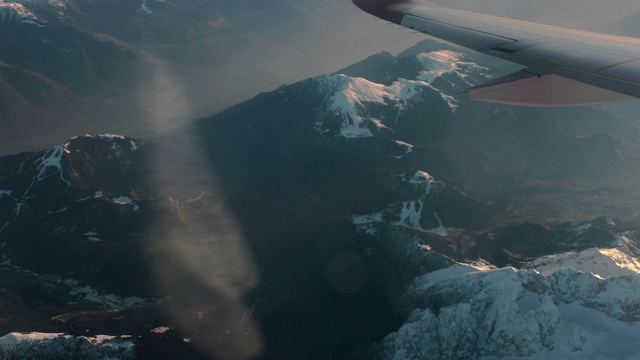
[470,72,634,106]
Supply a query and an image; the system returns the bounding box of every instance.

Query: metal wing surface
[352,0,640,106]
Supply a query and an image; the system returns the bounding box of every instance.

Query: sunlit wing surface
[352,0,640,106]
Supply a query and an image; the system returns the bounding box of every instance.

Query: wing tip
[352,0,421,22]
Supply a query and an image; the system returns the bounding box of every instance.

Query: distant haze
[430,0,639,32]
[1,0,639,154]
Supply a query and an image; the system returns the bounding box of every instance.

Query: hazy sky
[2,0,639,154]
[213,0,640,103]
[428,0,639,31]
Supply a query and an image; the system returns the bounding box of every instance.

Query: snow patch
[97,134,126,140]
[392,141,414,159]
[112,196,133,205]
[0,190,12,199]
[351,212,383,235]
[150,326,171,334]
[350,171,446,235]
[33,145,69,186]
[0,260,157,310]
[84,231,100,241]
[65,280,154,309]
[394,200,424,230]
[568,222,593,235]
[429,213,448,236]
[186,191,208,203]
[409,170,435,188]
[141,0,152,14]
[352,212,383,225]
[47,206,67,214]
[20,18,44,26]
[393,202,448,236]
[112,195,140,211]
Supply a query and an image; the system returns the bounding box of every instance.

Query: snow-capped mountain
[0,2,42,27]
[312,50,497,139]
[0,0,65,27]
[364,232,640,360]
[1,135,161,293]
[0,332,134,360]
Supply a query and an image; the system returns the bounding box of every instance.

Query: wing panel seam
[405,14,518,42]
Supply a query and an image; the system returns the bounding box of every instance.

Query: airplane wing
[352,0,640,106]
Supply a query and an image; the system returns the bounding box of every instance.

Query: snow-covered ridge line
[0,0,66,27]
[0,332,134,360]
[67,134,139,152]
[524,236,640,279]
[312,50,496,139]
[316,74,452,138]
[416,50,492,85]
[0,2,39,23]
[376,254,640,359]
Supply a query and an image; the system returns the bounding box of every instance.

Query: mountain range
[3,36,640,359]
[3,0,639,155]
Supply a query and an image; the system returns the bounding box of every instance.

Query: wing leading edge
[352,0,640,106]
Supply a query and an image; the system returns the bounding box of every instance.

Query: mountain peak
[313,71,457,138]
[0,0,66,27]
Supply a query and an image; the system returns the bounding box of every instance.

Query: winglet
[351,0,420,23]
